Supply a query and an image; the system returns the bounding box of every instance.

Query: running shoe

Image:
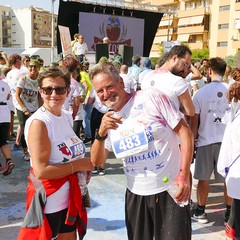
[23,152,30,161]
[13,143,22,151]
[92,167,99,174]
[83,137,92,144]
[192,212,208,224]
[98,167,105,176]
[2,161,15,176]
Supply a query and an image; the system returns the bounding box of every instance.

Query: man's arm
[190,64,203,80]
[179,89,195,116]
[90,111,122,167]
[173,119,194,202]
[189,113,199,141]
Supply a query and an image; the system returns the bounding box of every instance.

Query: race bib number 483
[110,119,148,158]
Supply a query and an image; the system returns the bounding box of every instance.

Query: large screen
[79,12,144,56]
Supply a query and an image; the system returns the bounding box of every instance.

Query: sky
[0,0,60,14]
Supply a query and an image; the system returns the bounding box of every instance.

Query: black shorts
[228,199,240,238]
[0,122,10,147]
[46,208,76,238]
[125,188,191,240]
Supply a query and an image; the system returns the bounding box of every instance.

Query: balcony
[152,0,179,6]
[2,15,11,20]
[178,25,205,35]
[178,8,206,18]
[232,40,240,49]
[157,28,173,36]
[235,1,240,11]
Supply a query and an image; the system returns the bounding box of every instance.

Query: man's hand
[98,111,123,137]
[173,171,190,203]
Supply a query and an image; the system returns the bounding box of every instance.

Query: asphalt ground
[0,140,227,240]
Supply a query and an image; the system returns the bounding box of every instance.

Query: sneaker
[13,143,22,151]
[83,137,92,144]
[98,167,105,176]
[0,164,4,174]
[192,212,208,224]
[80,133,86,140]
[23,152,30,161]
[2,161,15,176]
[92,167,99,174]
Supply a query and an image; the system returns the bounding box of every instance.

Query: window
[217,42,228,47]
[219,5,230,11]
[218,24,229,29]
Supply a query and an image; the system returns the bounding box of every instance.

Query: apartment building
[0,5,57,49]
[0,5,11,48]
[134,0,240,59]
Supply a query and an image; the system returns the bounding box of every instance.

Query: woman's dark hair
[38,67,71,88]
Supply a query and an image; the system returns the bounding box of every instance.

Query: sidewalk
[0,142,227,240]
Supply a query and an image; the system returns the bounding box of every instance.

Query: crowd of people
[1,36,240,240]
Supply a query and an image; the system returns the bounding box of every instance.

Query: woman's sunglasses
[41,86,67,95]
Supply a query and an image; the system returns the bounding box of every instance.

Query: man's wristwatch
[95,130,108,141]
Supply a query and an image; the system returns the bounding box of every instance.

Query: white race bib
[110,119,148,158]
[63,135,86,161]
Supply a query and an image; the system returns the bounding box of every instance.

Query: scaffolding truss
[67,0,172,13]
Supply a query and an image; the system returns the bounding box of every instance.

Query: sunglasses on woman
[41,86,67,95]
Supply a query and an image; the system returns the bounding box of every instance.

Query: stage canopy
[57,0,164,57]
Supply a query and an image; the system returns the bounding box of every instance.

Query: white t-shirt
[74,84,85,121]
[218,112,240,199]
[16,75,39,112]
[120,73,134,93]
[0,80,11,123]
[63,77,81,113]
[105,88,182,196]
[141,68,189,110]
[192,81,231,147]
[25,107,86,213]
[92,90,109,114]
[5,68,22,108]
[72,42,88,55]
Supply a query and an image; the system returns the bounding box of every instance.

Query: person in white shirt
[72,35,88,63]
[119,64,134,93]
[89,62,193,240]
[190,57,232,224]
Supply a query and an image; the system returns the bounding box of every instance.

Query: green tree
[191,48,209,63]
[225,54,238,67]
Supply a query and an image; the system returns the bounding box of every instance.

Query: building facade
[0,5,12,48]
[134,0,240,59]
[0,5,57,49]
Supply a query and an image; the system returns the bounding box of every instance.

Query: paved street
[0,141,227,240]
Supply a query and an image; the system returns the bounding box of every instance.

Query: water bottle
[162,176,188,207]
[78,171,91,208]
[78,171,87,196]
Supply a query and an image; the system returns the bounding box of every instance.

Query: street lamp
[51,0,55,63]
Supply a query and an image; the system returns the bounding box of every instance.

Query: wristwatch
[95,130,108,141]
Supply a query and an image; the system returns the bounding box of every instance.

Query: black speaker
[118,45,133,66]
[95,43,109,63]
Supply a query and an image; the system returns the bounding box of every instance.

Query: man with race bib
[89,63,193,240]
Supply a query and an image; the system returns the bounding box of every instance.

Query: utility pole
[50,0,55,63]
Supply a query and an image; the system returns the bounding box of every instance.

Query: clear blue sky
[0,0,60,13]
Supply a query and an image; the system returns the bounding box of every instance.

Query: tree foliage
[191,48,209,63]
